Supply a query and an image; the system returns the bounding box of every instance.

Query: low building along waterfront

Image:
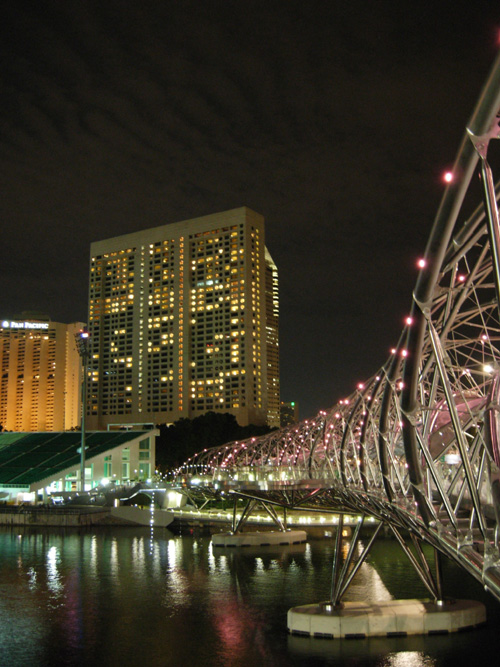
[0,429,157,504]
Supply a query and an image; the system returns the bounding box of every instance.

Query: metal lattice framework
[177,54,500,602]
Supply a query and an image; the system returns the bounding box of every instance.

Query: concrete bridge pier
[211,494,307,547]
[288,517,486,638]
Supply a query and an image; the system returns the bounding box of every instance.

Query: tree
[155,412,274,472]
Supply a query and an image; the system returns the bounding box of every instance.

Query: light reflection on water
[0,527,499,667]
[385,652,436,666]
[46,545,63,597]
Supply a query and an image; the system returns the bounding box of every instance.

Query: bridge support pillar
[212,529,307,548]
[287,598,486,638]
[288,518,487,638]
[213,494,306,547]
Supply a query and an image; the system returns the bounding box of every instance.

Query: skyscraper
[0,317,84,431]
[280,401,299,427]
[86,207,279,430]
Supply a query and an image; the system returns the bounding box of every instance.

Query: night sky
[2,1,500,420]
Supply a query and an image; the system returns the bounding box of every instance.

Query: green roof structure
[0,431,153,486]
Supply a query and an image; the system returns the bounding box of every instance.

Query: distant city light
[443,171,453,183]
[417,258,426,269]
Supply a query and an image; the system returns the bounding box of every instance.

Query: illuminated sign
[1,320,49,330]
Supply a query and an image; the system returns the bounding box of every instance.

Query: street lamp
[75,327,90,492]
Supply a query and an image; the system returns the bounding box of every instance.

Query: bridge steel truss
[178,54,500,603]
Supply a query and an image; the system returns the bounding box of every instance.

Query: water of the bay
[0,524,499,666]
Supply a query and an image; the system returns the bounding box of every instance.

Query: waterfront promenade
[0,503,371,534]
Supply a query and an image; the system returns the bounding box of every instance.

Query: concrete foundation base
[287,598,486,638]
[212,529,307,547]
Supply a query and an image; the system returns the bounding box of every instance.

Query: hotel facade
[86,207,280,430]
[0,318,84,431]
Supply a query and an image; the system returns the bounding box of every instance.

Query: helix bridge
[176,53,500,609]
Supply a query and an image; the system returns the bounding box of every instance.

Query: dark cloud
[1,0,500,418]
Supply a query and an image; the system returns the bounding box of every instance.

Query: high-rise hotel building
[86,208,280,430]
[0,318,84,431]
